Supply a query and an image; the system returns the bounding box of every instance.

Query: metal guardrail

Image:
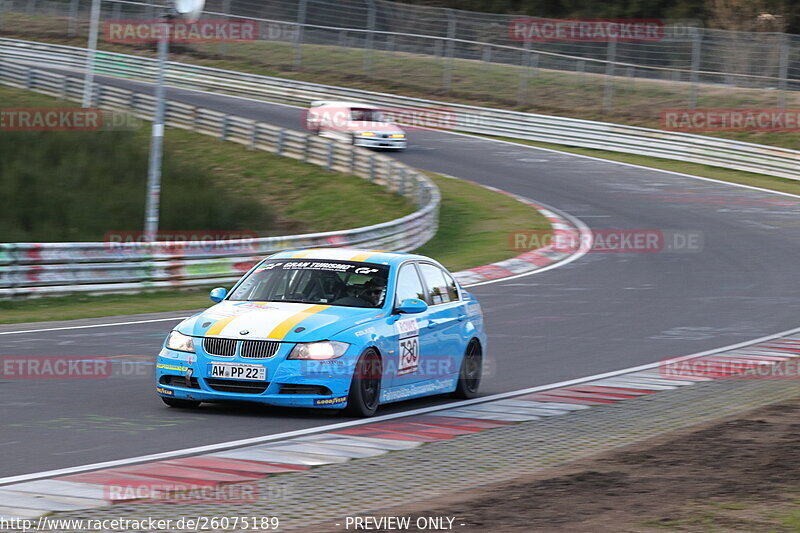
[2,38,798,182]
[0,58,440,298]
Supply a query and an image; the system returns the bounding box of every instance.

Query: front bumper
[155,345,356,409]
[354,136,407,149]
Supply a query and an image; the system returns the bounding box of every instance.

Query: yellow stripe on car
[206,315,237,336]
[349,252,375,262]
[267,304,330,339]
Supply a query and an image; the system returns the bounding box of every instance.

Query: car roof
[266,248,434,267]
[310,100,380,110]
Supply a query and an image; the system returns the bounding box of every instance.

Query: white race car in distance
[305,101,407,150]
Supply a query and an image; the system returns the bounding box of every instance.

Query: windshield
[228,259,390,308]
[350,108,386,122]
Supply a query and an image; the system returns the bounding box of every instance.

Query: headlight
[389,133,405,138]
[288,341,350,360]
[166,331,195,353]
[359,132,376,137]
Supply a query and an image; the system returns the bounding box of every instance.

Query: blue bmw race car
[156,248,486,416]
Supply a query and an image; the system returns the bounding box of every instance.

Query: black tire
[345,349,382,417]
[453,340,482,399]
[161,397,201,409]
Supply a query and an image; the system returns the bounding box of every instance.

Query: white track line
[2,323,800,487]
[0,317,188,336]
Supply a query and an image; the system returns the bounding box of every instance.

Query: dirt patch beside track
[331,397,800,532]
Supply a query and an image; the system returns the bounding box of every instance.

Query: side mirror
[209,287,227,303]
[396,298,428,314]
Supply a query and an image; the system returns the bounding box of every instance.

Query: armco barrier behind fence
[0,60,440,298]
[2,38,799,181]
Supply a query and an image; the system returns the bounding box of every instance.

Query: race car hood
[176,301,382,342]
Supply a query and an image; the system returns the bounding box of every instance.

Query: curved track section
[3,72,800,478]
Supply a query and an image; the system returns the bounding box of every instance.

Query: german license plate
[209,362,266,381]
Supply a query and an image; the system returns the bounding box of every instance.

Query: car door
[416,263,466,382]
[388,262,435,388]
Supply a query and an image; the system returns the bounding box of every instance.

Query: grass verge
[0,174,552,324]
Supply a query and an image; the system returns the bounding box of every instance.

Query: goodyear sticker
[156,386,174,396]
[313,396,348,406]
[156,363,189,372]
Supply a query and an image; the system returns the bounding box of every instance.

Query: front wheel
[345,349,382,417]
[161,397,201,409]
[453,340,482,399]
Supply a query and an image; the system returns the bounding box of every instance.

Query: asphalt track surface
[3,70,800,478]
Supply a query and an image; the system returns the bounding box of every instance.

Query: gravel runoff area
[35,374,800,532]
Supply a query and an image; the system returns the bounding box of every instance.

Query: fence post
[689,28,701,110]
[68,0,80,37]
[303,134,310,161]
[481,45,491,70]
[602,40,617,114]
[293,0,308,71]
[517,41,531,106]
[219,0,231,57]
[777,34,790,109]
[363,0,376,76]
[442,8,456,93]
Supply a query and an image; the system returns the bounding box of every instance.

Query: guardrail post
[398,167,407,195]
[325,141,334,170]
[112,2,121,20]
[368,154,376,182]
[363,0,376,76]
[220,115,230,141]
[481,45,492,70]
[60,76,69,100]
[95,84,103,106]
[249,122,259,150]
[276,129,286,155]
[27,0,36,16]
[303,134,310,161]
[191,106,199,130]
[25,68,34,90]
[67,0,80,37]
[350,147,357,174]
[777,34,789,109]
[602,40,617,114]
[689,28,701,110]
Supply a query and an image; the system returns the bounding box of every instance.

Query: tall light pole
[143,0,205,241]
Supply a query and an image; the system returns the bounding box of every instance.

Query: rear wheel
[453,340,482,399]
[345,349,382,417]
[161,397,201,409]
